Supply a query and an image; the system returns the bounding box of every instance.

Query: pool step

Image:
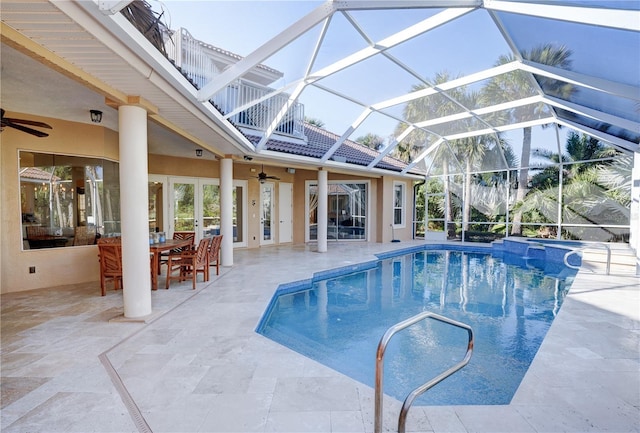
[492,238,638,276]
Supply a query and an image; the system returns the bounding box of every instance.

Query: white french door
[260,182,274,245]
[278,182,293,243]
[169,177,201,240]
[157,176,246,247]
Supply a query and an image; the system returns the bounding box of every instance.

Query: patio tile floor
[2,242,638,432]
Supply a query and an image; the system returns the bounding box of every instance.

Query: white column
[220,157,234,266]
[317,169,328,253]
[119,105,152,318]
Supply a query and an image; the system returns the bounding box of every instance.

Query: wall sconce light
[243,155,253,161]
[90,110,102,123]
[195,149,203,157]
[286,168,296,174]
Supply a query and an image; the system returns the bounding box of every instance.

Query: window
[307,181,368,241]
[393,182,405,228]
[20,151,120,249]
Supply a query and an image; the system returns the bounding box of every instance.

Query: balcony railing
[163,28,305,138]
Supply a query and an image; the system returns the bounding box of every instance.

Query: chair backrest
[169,231,195,254]
[97,236,121,244]
[208,235,223,263]
[194,238,210,266]
[97,242,122,274]
[73,226,96,246]
[26,226,49,238]
[173,231,195,245]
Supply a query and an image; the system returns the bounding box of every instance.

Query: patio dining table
[149,238,193,290]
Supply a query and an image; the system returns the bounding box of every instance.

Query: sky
[152,0,632,164]
[158,1,510,137]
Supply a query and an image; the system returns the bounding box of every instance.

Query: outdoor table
[27,235,70,249]
[149,238,193,290]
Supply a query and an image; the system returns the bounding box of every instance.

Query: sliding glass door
[307,181,368,241]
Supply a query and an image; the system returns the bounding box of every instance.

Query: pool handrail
[563,242,611,275]
[374,311,474,433]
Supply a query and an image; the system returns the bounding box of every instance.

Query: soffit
[0,0,250,159]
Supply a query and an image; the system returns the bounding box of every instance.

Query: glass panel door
[170,178,196,234]
[200,180,219,239]
[307,181,368,242]
[148,176,166,234]
[261,182,274,245]
[232,181,247,246]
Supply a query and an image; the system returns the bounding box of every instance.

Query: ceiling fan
[256,165,280,183]
[1,109,52,138]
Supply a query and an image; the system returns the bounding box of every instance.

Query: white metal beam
[334,1,481,10]
[484,0,640,31]
[255,12,332,151]
[543,95,640,135]
[520,60,640,102]
[197,2,337,101]
[256,82,307,151]
[225,6,474,150]
[372,61,520,110]
[414,95,543,128]
[320,108,373,163]
[401,138,443,174]
[557,119,640,154]
[444,116,557,140]
[367,126,415,169]
[304,8,474,86]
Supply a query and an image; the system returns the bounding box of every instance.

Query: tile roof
[247,123,424,175]
[19,167,60,182]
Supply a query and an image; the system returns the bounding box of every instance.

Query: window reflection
[309,182,367,241]
[19,151,120,249]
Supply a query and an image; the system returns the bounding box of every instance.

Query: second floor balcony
[164,27,305,140]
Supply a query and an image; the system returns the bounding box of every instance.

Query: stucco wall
[1,114,118,294]
[1,114,418,294]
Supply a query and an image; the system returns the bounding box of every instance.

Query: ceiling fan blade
[4,117,52,129]
[7,122,49,138]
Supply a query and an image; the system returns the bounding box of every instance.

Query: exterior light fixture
[90,110,102,123]
[195,149,203,157]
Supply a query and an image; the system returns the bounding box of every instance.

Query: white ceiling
[0,0,253,162]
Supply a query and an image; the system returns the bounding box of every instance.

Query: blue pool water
[257,247,577,405]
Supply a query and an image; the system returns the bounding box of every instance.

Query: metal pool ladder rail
[564,242,612,275]
[374,312,474,433]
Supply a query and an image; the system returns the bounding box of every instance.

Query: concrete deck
[2,242,638,432]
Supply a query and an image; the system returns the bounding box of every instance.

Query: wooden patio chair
[165,237,210,290]
[26,225,49,239]
[73,226,96,246]
[158,231,195,273]
[97,238,123,296]
[208,235,223,276]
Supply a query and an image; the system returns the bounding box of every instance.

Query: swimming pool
[257,246,578,406]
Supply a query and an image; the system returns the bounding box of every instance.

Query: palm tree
[393,71,464,163]
[448,90,494,232]
[484,44,575,235]
[304,117,325,128]
[394,72,472,238]
[356,133,385,151]
[518,132,630,241]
